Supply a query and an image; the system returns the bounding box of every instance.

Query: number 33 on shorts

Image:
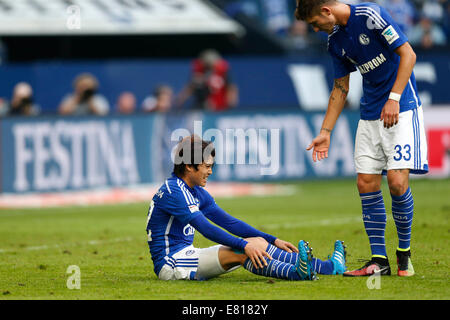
[393,144,411,161]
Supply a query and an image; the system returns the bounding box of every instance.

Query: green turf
[0,178,449,300]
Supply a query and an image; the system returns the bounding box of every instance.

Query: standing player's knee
[387,170,409,196]
[357,175,379,193]
[388,179,408,196]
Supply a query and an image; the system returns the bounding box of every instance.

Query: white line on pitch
[261,216,362,230]
[0,237,135,254]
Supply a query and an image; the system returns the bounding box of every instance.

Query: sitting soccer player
[146,135,347,281]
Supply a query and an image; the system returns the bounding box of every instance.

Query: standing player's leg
[344,118,391,277]
[387,169,415,276]
[343,173,391,276]
[383,107,428,277]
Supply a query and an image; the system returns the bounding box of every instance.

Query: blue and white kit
[328,2,428,174]
[146,173,277,280]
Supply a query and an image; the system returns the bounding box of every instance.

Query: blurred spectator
[421,0,445,23]
[0,97,7,117]
[285,20,314,51]
[142,85,173,113]
[379,0,417,35]
[223,0,260,19]
[409,16,447,49]
[177,49,239,112]
[5,82,40,116]
[442,0,450,39]
[59,73,110,116]
[116,91,137,114]
[261,0,292,35]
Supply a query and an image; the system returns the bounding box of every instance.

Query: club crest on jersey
[359,33,370,45]
[183,224,195,236]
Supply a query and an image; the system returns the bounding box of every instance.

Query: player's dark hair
[173,134,215,177]
[295,0,336,21]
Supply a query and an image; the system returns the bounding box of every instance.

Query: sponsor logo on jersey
[183,224,195,236]
[188,204,199,213]
[357,53,387,74]
[359,33,370,45]
[381,25,399,45]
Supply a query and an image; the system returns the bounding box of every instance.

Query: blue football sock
[243,257,301,280]
[266,244,336,275]
[391,187,414,251]
[266,244,298,264]
[360,190,387,258]
[311,258,334,275]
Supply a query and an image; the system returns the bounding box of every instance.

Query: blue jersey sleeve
[199,189,277,244]
[189,214,248,251]
[372,5,408,51]
[330,50,357,79]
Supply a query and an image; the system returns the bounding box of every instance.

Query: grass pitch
[0,178,449,300]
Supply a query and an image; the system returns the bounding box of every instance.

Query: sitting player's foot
[397,249,415,277]
[330,240,347,275]
[295,240,316,280]
[343,257,391,277]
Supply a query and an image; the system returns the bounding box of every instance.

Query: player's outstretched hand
[274,238,298,253]
[306,133,330,162]
[380,99,400,129]
[244,243,272,269]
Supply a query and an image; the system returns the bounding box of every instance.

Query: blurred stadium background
[0,0,449,301]
[0,0,449,204]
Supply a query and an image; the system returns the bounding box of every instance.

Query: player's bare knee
[357,175,381,193]
[218,246,246,268]
[388,179,409,196]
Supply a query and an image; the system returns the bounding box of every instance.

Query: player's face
[307,8,336,34]
[189,156,214,187]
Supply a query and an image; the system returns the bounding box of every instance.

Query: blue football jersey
[145,173,216,275]
[327,2,421,120]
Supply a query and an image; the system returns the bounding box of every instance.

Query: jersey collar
[171,172,195,193]
[343,4,355,30]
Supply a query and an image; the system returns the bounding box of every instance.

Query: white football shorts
[157,245,240,281]
[354,106,428,175]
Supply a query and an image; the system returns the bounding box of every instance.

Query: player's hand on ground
[306,133,330,162]
[274,238,298,253]
[380,99,400,129]
[244,243,272,269]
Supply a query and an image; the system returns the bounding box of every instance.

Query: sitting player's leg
[242,239,315,280]
[201,237,315,281]
[268,240,347,275]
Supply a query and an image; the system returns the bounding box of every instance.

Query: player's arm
[203,204,276,243]
[189,214,271,268]
[203,204,298,253]
[307,74,349,162]
[380,42,417,128]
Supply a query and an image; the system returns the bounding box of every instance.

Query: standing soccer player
[145,135,347,281]
[295,0,428,276]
